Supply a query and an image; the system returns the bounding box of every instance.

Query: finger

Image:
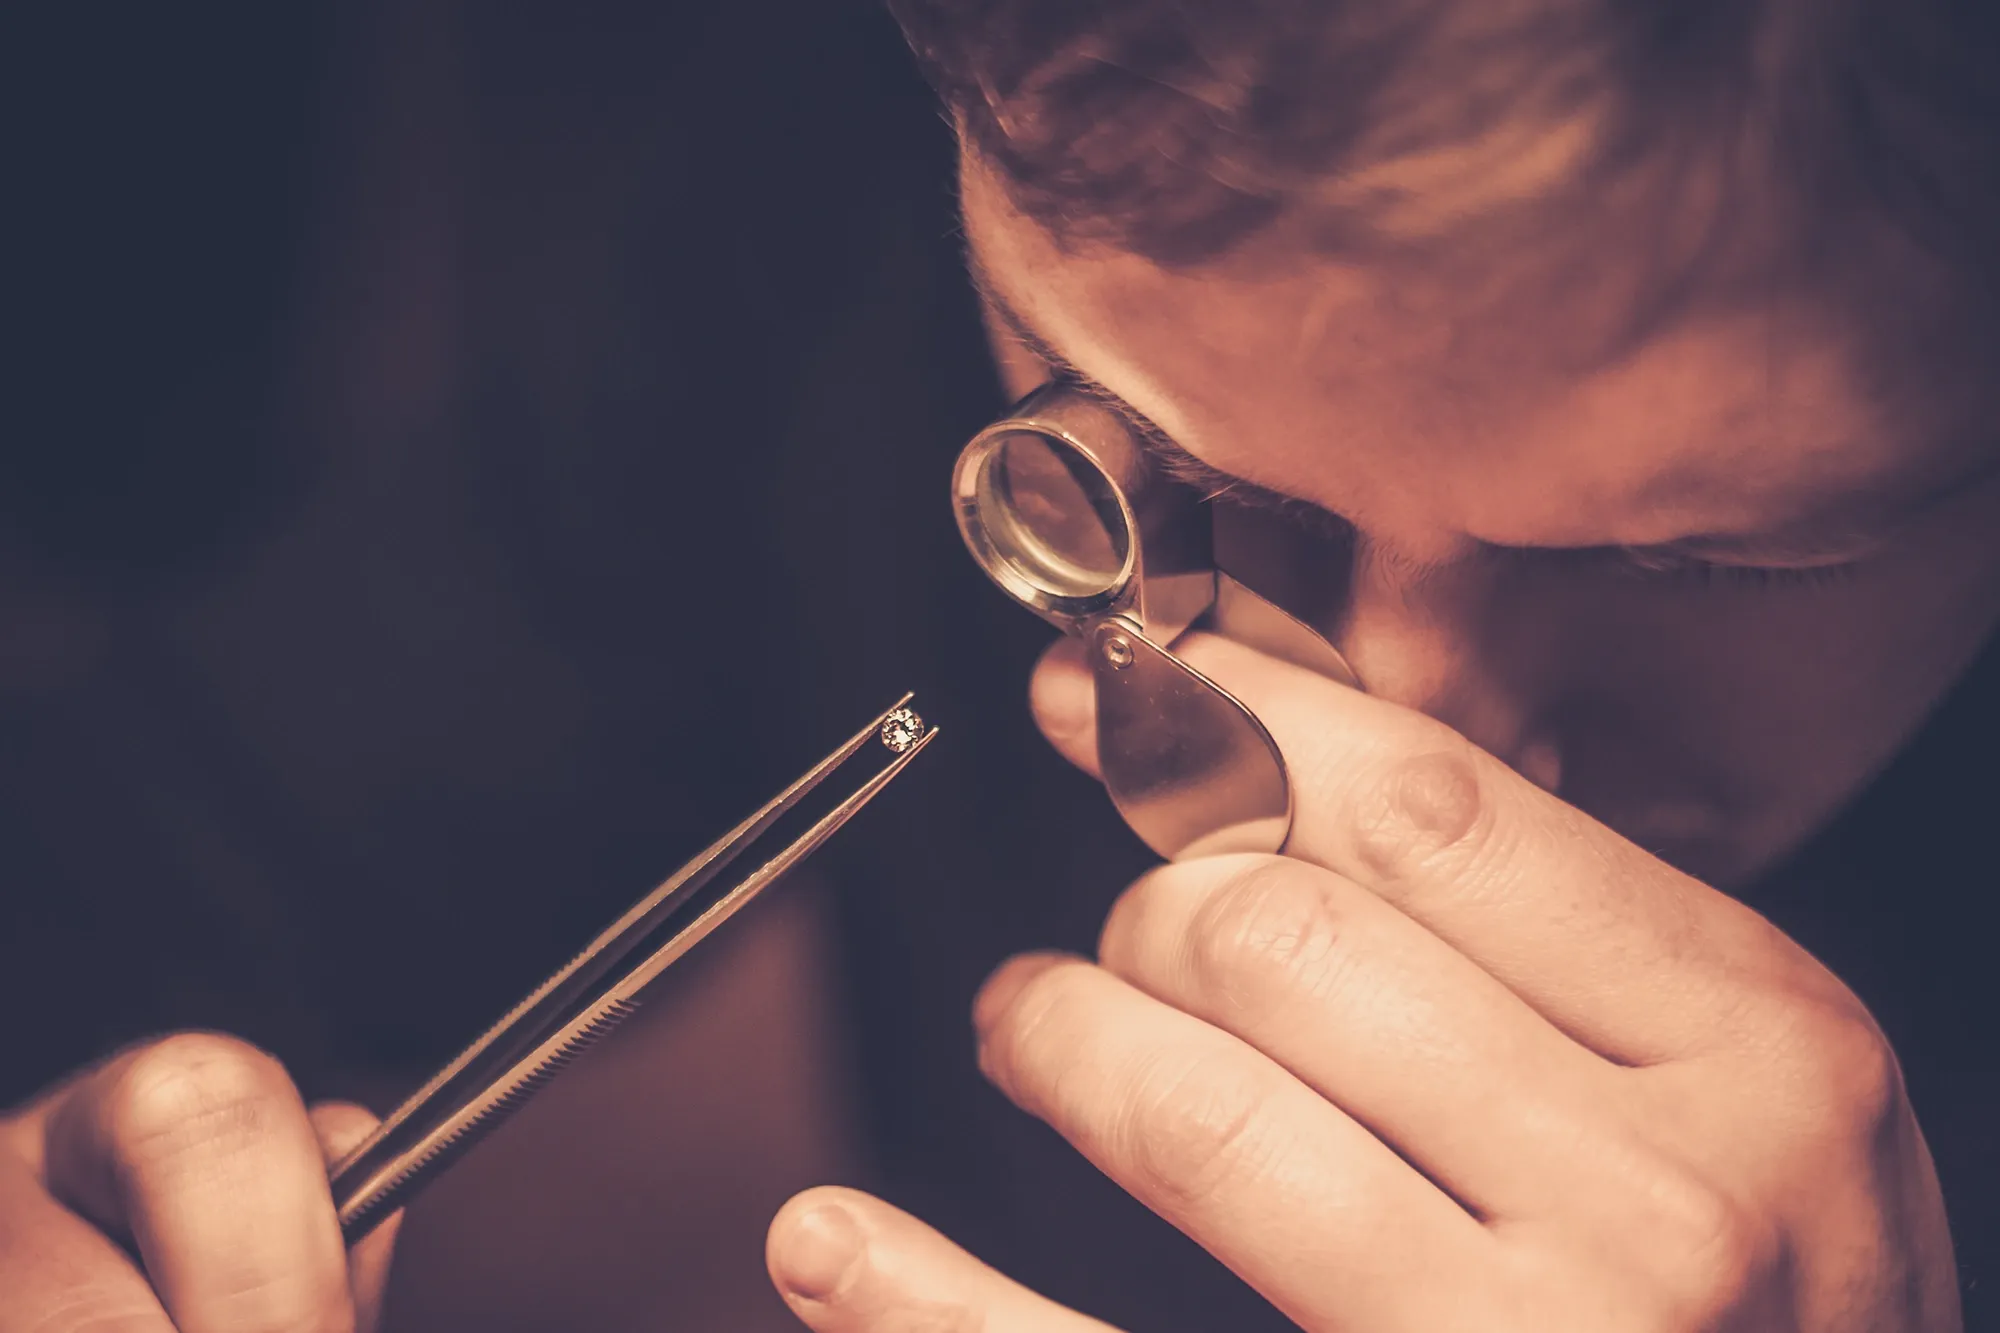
[309,1103,400,1333]
[1035,631,1798,1063]
[974,954,1498,1331]
[1098,852,1620,1220]
[40,1033,356,1333]
[0,1148,174,1333]
[768,1185,1120,1333]
[1029,635,1100,777]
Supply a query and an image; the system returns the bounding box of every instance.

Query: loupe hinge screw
[1101,632,1135,670]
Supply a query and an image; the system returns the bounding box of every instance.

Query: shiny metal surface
[1087,618,1291,859]
[954,384,1214,640]
[328,696,938,1245]
[1208,572,1361,689]
[954,382,1358,859]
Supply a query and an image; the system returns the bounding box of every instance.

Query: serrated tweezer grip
[328,694,938,1245]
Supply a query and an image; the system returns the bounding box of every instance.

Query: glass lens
[976,431,1130,600]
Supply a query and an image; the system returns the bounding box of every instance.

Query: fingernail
[775,1203,864,1302]
[1029,643,1094,744]
[972,952,1064,1037]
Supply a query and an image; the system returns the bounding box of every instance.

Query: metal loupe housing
[954,383,1356,859]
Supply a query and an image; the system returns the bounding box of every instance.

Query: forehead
[960,156,1912,557]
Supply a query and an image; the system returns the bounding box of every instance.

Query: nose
[1331,537,1562,793]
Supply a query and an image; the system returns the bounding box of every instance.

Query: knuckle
[1726,990,1906,1158]
[1783,1002,1904,1145]
[103,1032,296,1172]
[1122,1053,1268,1209]
[1622,1166,1777,1328]
[1350,745,1495,883]
[1184,859,1354,1010]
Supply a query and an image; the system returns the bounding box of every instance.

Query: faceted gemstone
[879,706,925,754]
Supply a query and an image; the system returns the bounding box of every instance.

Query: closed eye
[1503,542,1864,590]
[969,253,1904,594]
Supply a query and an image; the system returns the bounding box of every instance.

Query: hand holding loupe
[953,382,1361,859]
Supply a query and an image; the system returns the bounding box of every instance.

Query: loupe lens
[974,431,1132,600]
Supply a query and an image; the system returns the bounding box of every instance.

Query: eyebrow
[966,252,1298,510]
[962,250,1982,568]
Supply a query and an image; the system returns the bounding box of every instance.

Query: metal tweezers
[329,694,938,1244]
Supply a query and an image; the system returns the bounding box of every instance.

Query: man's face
[960,155,2000,886]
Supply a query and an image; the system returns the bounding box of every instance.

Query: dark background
[4,2,1995,1329]
[3,1,1241,1325]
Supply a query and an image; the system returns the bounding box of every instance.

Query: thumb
[310,1102,403,1333]
[768,1186,1121,1333]
[1028,635,1101,778]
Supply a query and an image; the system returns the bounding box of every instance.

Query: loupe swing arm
[954,382,1358,861]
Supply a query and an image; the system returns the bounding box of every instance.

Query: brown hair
[891,0,2000,445]
[890,0,1998,268]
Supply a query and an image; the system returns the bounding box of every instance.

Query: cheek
[1490,552,1999,880]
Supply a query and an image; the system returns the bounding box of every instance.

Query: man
[763,1,1999,1329]
[3,1,1994,1330]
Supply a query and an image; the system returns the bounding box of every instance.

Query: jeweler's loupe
[953,382,1360,859]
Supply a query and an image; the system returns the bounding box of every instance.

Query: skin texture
[14,33,1996,1331]
[764,138,1999,1328]
[770,637,1961,1331]
[0,1031,399,1333]
[0,895,851,1333]
[957,158,2000,889]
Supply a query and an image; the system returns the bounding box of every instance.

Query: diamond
[880,706,925,754]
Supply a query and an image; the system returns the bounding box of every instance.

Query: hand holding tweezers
[328,695,937,1245]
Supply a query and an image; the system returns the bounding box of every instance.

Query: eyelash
[1530,546,1861,591]
[1030,373,1863,594]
